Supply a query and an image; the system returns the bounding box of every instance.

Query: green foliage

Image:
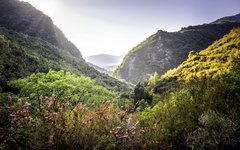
[0,35,10,92]
[187,110,237,149]
[1,55,240,149]
[163,28,240,82]
[147,72,159,88]
[139,77,240,149]
[133,82,152,105]
[0,35,10,71]
[188,50,199,58]
[139,31,240,148]
[8,70,116,108]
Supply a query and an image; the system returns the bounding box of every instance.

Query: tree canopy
[9,70,116,107]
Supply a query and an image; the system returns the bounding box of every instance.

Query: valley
[0,0,240,149]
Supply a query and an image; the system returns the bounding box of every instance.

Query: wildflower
[25,102,31,106]
[18,99,22,107]
[52,112,58,116]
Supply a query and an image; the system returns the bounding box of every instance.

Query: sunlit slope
[162,28,240,81]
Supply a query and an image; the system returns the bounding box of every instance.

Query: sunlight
[19,0,59,17]
[17,0,240,58]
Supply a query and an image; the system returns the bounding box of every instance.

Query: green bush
[187,110,237,149]
[8,70,116,108]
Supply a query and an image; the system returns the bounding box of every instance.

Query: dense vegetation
[162,28,240,81]
[1,28,240,149]
[8,70,116,108]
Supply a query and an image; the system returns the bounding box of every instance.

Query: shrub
[1,96,145,149]
[187,110,238,149]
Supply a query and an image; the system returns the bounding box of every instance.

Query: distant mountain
[0,0,130,92]
[114,13,240,84]
[86,54,124,71]
[87,62,113,75]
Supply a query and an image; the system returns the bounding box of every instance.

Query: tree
[133,82,152,105]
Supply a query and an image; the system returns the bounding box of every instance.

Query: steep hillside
[115,13,240,84]
[0,0,82,60]
[162,28,240,81]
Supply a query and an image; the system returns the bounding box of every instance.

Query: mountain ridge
[115,13,240,84]
[86,54,124,71]
[211,13,240,24]
[0,0,83,60]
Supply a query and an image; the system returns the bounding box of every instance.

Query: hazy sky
[20,0,240,57]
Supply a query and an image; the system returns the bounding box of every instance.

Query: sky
[20,0,240,57]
